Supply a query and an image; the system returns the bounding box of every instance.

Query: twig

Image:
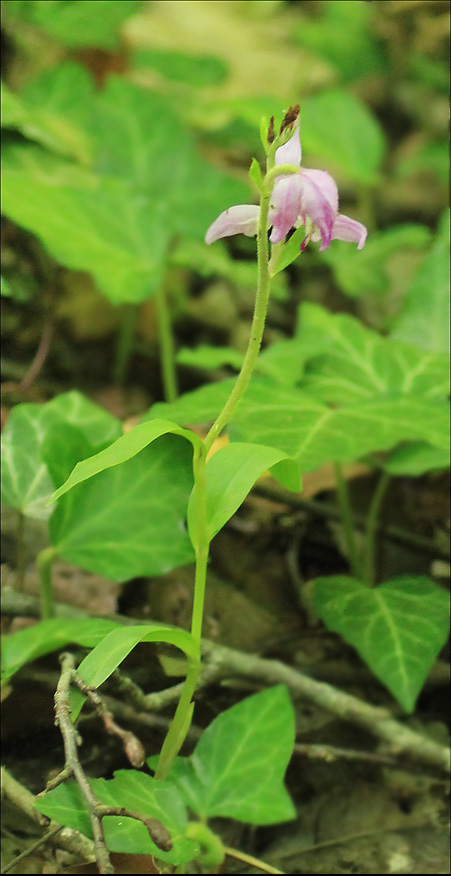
[1,825,62,874]
[200,641,451,775]
[1,766,95,862]
[2,592,450,774]
[224,845,285,874]
[45,653,172,874]
[293,742,449,777]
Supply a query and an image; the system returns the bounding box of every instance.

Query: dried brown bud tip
[279,103,300,134]
[123,732,146,768]
[144,817,173,852]
[267,115,275,143]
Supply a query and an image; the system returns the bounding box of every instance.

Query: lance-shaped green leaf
[1,618,120,684]
[34,773,198,866]
[50,419,201,503]
[313,575,450,712]
[155,686,296,824]
[187,443,300,550]
[70,623,200,721]
[49,434,195,581]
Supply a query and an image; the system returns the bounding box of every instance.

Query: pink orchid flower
[205,121,367,253]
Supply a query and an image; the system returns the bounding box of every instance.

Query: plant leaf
[384,443,450,476]
[313,575,450,711]
[319,224,432,299]
[296,304,450,404]
[34,773,198,866]
[187,442,300,549]
[10,0,142,50]
[70,623,200,721]
[50,419,201,503]
[1,618,119,684]
[2,74,248,304]
[392,211,450,354]
[159,686,296,824]
[1,393,121,520]
[301,90,385,185]
[49,434,195,581]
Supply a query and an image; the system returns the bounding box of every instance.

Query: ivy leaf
[392,211,450,354]
[49,434,195,581]
[2,74,248,304]
[230,381,449,474]
[177,344,244,372]
[158,686,296,824]
[147,370,449,482]
[296,304,450,404]
[34,773,198,866]
[1,77,91,163]
[133,47,228,87]
[319,225,432,299]
[1,393,120,520]
[384,443,450,476]
[1,404,57,520]
[7,0,142,50]
[301,90,385,186]
[313,575,450,712]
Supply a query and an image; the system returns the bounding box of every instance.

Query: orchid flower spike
[205,115,367,254]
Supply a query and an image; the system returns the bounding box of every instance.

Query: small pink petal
[298,169,338,250]
[275,120,302,167]
[269,175,303,244]
[205,205,260,244]
[331,214,368,249]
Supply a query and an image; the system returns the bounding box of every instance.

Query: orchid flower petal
[269,175,303,244]
[298,169,338,251]
[331,214,368,249]
[275,120,302,167]
[205,205,260,245]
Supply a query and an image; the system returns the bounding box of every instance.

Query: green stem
[155,281,178,403]
[36,547,57,620]
[363,470,391,587]
[155,155,277,779]
[113,304,137,386]
[155,447,208,780]
[334,462,361,579]
[154,659,199,780]
[204,174,273,456]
